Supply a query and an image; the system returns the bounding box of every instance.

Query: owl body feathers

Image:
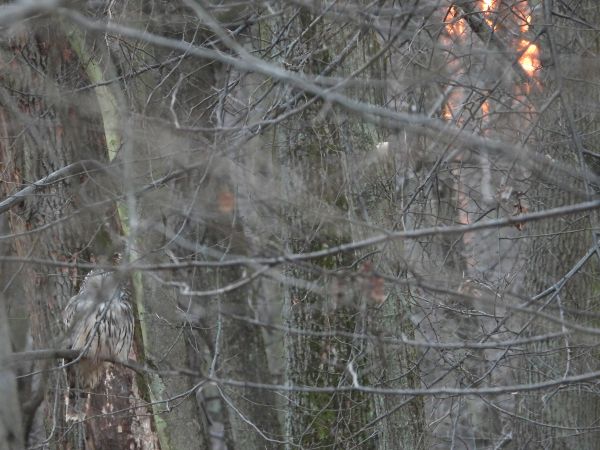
[63,267,134,390]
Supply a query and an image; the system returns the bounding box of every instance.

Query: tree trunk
[0,16,154,450]
[513,1,600,447]
[0,292,24,450]
[103,2,282,447]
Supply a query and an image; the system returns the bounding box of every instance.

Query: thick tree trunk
[103,2,282,447]
[513,1,600,447]
[0,17,153,450]
[0,293,24,450]
[271,7,429,446]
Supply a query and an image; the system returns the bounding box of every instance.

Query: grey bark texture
[512,1,600,447]
[0,293,24,450]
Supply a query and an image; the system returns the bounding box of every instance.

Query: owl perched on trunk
[63,260,134,392]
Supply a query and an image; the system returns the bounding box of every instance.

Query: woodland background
[2,0,600,449]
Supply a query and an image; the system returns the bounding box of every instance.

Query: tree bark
[513,1,600,447]
[0,16,152,450]
[0,292,24,450]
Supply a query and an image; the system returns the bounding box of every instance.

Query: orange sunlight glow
[513,2,539,76]
[444,1,540,78]
[481,0,496,12]
[441,1,540,121]
[481,100,489,117]
[518,40,540,76]
[439,1,538,261]
[520,13,532,33]
[515,0,533,33]
[443,90,463,120]
[480,0,497,27]
[445,6,466,37]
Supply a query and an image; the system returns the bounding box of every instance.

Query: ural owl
[63,260,134,391]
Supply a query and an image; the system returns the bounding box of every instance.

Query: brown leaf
[62,46,74,63]
[512,192,529,231]
[369,275,386,305]
[360,262,386,304]
[217,190,235,213]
